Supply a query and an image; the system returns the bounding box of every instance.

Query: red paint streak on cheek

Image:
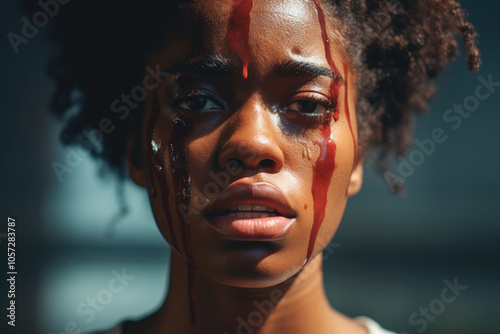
[169,120,197,325]
[146,94,180,253]
[169,120,193,263]
[313,0,341,121]
[305,0,340,262]
[145,95,197,325]
[226,0,253,79]
[307,122,336,261]
[343,62,357,167]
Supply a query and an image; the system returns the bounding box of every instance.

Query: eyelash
[169,89,223,113]
[284,93,336,111]
[168,90,339,125]
[280,93,338,123]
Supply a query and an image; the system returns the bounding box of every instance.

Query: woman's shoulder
[354,316,397,334]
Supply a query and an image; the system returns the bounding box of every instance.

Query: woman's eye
[279,95,336,125]
[282,100,326,114]
[176,96,222,112]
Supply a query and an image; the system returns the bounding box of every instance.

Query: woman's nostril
[260,159,275,168]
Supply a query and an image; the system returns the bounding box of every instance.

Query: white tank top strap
[355,316,397,334]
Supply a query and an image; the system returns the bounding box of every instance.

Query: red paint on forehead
[226,0,254,79]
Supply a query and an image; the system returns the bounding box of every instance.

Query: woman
[37,0,480,333]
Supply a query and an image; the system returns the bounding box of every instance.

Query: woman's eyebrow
[164,56,234,76]
[162,56,343,83]
[271,59,342,82]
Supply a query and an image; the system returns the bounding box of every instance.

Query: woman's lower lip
[206,215,296,240]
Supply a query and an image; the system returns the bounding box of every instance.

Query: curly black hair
[23,0,480,186]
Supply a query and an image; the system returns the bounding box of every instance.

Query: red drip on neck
[226,0,254,79]
[188,264,196,324]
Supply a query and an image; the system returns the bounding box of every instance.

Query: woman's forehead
[186,0,315,18]
[184,0,321,34]
[152,0,345,77]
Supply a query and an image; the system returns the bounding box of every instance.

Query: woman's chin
[196,245,306,289]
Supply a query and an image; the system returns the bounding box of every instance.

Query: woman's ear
[347,155,363,196]
[127,137,147,188]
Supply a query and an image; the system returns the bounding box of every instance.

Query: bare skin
[127,253,367,334]
[127,0,366,333]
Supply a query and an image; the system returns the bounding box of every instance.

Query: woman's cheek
[303,123,354,260]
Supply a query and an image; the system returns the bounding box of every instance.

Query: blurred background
[1,0,499,333]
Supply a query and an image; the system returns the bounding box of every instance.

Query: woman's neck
[130,251,366,334]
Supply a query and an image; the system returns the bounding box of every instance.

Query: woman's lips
[204,182,297,240]
[207,215,295,240]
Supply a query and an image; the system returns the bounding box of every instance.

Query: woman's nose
[218,99,284,174]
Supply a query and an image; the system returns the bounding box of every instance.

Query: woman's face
[129,0,362,288]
